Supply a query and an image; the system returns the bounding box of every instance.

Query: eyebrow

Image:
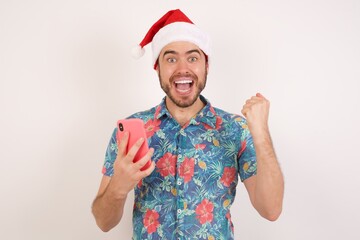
[162,49,202,58]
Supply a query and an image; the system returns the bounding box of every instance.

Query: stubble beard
[158,68,207,108]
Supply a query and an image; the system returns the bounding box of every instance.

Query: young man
[92,9,284,239]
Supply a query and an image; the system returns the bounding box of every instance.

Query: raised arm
[241,93,284,221]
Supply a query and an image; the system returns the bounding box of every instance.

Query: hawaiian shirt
[102,95,257,240]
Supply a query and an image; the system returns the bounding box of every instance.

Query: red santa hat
[132,9,211,69]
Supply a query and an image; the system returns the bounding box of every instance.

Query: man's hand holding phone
[110,119,155,199]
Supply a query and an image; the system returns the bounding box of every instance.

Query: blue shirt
[103,96,257,240]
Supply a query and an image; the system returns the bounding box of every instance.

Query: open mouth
[174,79,194,93]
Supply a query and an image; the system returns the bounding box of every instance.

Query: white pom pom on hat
[132,9,211,69]
[131,45,145,59]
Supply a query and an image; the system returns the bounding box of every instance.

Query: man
[92,9,284,239]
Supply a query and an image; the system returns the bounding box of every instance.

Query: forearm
[252,130,284,220]
[92,180,127,232]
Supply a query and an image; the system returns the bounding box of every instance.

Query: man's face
[156,41,209,108]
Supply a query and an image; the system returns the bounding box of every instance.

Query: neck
[165,97,205,126]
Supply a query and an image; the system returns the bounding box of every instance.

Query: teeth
[175,80,192,84]
[178,89,190,93]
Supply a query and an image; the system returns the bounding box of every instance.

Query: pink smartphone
[116,118,151,171]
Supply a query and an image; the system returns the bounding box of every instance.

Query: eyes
[166,56,198,63]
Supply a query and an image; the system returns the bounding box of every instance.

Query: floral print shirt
[102,96,257,240]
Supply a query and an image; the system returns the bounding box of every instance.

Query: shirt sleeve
[237,119,257,182]
[102,128,118,177]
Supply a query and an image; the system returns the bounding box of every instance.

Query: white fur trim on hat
[151,22,211,66]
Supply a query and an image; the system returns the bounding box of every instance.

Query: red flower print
[209,106,216,115]
[195,199,214,224]
[143,209,160,234]
[195,144,206,150]
[220,167,236,187]
[144,119,161,138]
[203,116,222,130]
[237,140,247,158]
[179,157,195,183]
[214,116,223,130]
[156,152,177,177]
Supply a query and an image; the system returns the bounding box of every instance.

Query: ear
[155,64,160,74]
[154,58,160,73]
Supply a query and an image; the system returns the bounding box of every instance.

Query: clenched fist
[241,93,270,138]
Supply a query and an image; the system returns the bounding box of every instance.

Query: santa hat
[132,9,211,69]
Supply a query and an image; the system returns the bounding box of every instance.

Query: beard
[158,67,207,108]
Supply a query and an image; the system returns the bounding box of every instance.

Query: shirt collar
[154,97,171,120]
[154,95,217,128]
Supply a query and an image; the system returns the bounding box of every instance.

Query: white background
[1,0,359,239]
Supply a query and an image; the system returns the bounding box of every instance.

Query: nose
[176,58,190,74]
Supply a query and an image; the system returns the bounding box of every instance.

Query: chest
[144,121,241,192]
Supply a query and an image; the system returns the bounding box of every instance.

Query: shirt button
[177,209,182,214]
[177,180,181,185]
